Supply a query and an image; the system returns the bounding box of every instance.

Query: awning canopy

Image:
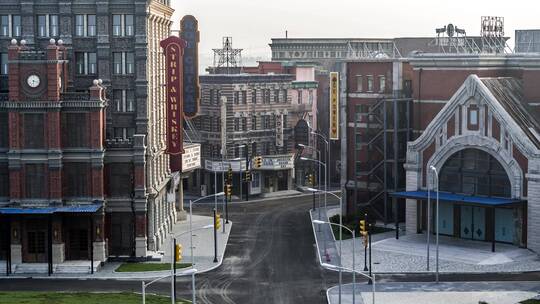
[0,203,103,215]
[390,191,523,206]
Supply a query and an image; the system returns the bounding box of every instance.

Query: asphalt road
[2,194,540,303]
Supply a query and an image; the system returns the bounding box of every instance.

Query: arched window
[439,149,511,198]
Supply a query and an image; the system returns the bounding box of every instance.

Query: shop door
[460,206,485,240]
[438,202,453,236]
[66,219,89,260]
[277,171,288,191]
[24,220,47,263]
[0,220,8,260]
[495,208,514,243]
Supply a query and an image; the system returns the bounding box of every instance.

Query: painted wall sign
[180,15,200,118]
[160,36,187,171]
[329,72,339,140]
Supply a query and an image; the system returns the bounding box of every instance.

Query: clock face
[27,74,41,88]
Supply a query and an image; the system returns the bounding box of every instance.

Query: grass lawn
[0,292,191,304]
[521,300,540,304]
[115,262,192,272]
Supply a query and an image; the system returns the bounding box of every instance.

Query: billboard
[276,114,284,147]
[160,36,187,171]
[329,72,339,140]
[180,15,200,118]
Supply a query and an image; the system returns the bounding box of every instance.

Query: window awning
[0,203,102,215]
[390,191,523,206]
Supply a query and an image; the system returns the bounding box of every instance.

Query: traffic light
[254,156,262,169]
[227,166,233,183]
[225,183,232,198]
[359,220,368,247]
[215,213,221,230]
[245,170,251,182]
[174,243,182,262]
[307,173,315,186]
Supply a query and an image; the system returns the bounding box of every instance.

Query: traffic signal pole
[173,238,177,301]
[213,208,218,263]
[245,144,249,201]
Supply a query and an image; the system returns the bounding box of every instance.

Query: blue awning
[0,203,102,215]
[390,191,523,206]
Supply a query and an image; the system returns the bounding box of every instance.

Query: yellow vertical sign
[329,72,339,140]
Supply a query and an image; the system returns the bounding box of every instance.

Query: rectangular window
[24,114,44,148]
[241,117,247,131]
[297,90,302,104]
[75,15,85,36]
[75,52,97,75]
[282,89,287,103]
[113,14,134,37]
[234,118,239,131]
[0,112,7,148]
[367,75,373,92]
[62,113,88,148]
[114,90,134,112]
[25,164,46,198]
[233,91,239,104]
[241,91,247,104]
[12,15,21,37]
[49,15,58,37]
[37,15,47,37]
[88,52,97,74]
[0,15,8,37]
[265,89,270,104]
[252,89,257,103]
[0,163,8,197]
[125,52,134,74]
[87,15,96,36]
[274,90,279,103]
[379,76,386,93]
[125,14,134,36]
[251,116,257,130]
[0,53,8,75]
[108,164,133,197]
[75,52,85,74]
[308,90,313,105]
[63,163,89,197]
[356,75,363,92]
[469,108,478,125]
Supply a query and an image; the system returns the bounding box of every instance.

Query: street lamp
[189,192,225,267]
[298,146,325,225]
[311,130,330,222]
[141,268,198,304]
[321,262,375,304]
[306,187,342,304]
[429,165,440,283]
[314,220,357,304]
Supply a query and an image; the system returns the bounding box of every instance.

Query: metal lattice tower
[212,37,243,73]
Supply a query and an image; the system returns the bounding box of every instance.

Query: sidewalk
[326,281,540,304]
[311,206,540,274]
[0,215,232,280]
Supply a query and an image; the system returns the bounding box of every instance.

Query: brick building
[0,0,178,274]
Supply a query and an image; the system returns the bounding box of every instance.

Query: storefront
[0,203,105,275]
[252,154,295,194]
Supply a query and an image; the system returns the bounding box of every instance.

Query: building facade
[0,0,177,273]
[194,62,317,197]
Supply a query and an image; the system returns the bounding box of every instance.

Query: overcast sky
[171,0,539,69]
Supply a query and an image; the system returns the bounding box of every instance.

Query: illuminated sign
[180,15,200,118]
[181,144,201,172]
[329,72,339,140]
[160,36,186,171]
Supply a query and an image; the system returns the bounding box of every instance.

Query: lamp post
[306,187,341,303]
[189,192,225,267]
[322,262,376,304]
[314,220,356,304]
[429,165,440,283]
[298,146,323,219]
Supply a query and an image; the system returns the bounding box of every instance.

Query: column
[92,211,107,262]
[51,216,64,264]
[405,163,422,234]
[526,171,540,252]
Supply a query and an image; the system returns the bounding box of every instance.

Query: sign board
[252,154,294,170]
[160,36,187,172]
[181,144,201,172]
[205,159,247,172]
[220,96,227,156]
[276,114,284,147]
[329,72,339,140]
[180,15,200,118]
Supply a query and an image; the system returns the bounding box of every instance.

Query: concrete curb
[0,222,233,281]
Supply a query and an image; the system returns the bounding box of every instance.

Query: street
[2,194,540,303]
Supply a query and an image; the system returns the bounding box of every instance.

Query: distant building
[515,30,540,53]
[193,61,318,197]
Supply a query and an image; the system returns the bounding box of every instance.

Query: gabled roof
[480,77,540,149]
